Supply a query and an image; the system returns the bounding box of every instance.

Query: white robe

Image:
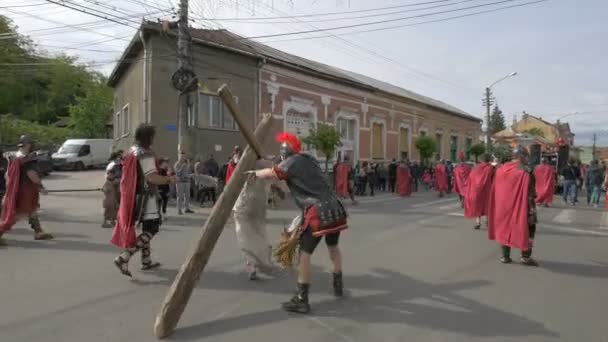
[233,172,274,274]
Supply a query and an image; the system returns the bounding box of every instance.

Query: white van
[52,139,113,170]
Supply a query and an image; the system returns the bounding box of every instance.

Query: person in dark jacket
[585,160,604,207]
[388,159,398,193]
[560,159,581,205]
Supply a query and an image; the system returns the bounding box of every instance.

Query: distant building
[493,112,575,151]
[108,22,482,163]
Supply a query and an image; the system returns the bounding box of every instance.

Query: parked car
[35,150,53,176]
[52,139,113,171]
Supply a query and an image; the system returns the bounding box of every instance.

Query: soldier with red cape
[334,156,357,205]
[396,160,412,197]
[488,146,539,266]
[225,146,242,185]
[111,125,176,277]
[434,160,449,197]
[252,132,348,314]
[0,136,53,245]
[534,157,556,207]
[464,154,494,230]
[452,152,471,206]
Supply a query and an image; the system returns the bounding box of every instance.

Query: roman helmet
[276,132,302,160]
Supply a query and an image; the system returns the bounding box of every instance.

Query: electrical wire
[200,0,455,21]
[260,0,550,43]
[244,0,540,40]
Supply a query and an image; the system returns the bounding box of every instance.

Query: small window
[197,93,236,130]
[114,112,121,139]
[122,104,130,136]
[79,145,91,156]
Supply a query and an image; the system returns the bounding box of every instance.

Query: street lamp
[485,72,518,148]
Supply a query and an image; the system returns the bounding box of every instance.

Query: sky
[3,0,607,145]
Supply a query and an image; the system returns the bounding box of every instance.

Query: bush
[0,114,70,147]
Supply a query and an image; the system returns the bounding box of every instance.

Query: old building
[108,22,481,164]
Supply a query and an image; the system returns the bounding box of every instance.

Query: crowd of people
[2,129,608,315]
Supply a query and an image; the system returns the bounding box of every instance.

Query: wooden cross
[153,85,273,338]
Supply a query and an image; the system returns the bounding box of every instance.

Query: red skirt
[303,205,348,237]
[16,182,40,215]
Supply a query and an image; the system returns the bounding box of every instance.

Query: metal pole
[592,133,597,161]
[485,87,491,149]
[173,0,197,157]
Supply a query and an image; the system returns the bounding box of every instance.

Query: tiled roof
[108,22,480,122]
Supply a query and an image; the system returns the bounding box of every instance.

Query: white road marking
[539,224,608,237]
[411,198,456,208]
[305,316,357,342]
[439,203,462,210]
[447,212,464,217]
[552,209,575,224]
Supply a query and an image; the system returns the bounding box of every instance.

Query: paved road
[1,171,608,342]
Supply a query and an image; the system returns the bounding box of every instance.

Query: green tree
[69,74,112,138]
[488,105,506,135]
[415,136,437,166]
[468,143,486,162]
[302,123,342,173]
[492,145,512,164]
[522,128,545,137]
[0,114,70,146]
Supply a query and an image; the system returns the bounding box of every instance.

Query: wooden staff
[153,87,272,338]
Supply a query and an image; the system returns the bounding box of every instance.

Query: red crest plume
[276,132,302,153]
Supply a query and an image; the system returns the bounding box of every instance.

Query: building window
[420,130,427,137]
[114,111,121,139]
[336,116,358,163]
[197,93,236,130]
[371,121,385,159]
[436,133,443,160]
[450,135,458,161]
[399,127,409,159]
[121,104,130,136]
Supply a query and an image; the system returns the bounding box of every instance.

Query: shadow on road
[541,260,608,278]
[156,267,558,341]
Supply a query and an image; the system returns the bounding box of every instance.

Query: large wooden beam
[153,111,273,338]
[218,84,265,157]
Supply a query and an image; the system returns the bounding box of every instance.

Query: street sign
[165,124,177,132]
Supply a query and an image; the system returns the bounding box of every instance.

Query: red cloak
[1,156,41,233]
[0,159,21,233]
[335,163,350,198]
[225,161,236,184]
[452,164,471,196]
[464,162,494,218]
[110,154,138,249]
[534,164,555,205]
[396,165,412,197]
[434,164,449,193]
[488,161,531,251]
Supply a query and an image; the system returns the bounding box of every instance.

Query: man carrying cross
[251,132,348,314]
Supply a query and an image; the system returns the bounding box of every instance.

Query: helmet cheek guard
[280,142,295,160]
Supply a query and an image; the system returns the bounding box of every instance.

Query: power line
[200,0,454,21]
[244,0,539,40]
[0,2,54,9]
[261,0,549,43]
[43,0,141,29]
[199,0,480,24]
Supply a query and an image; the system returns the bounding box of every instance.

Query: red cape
[452,164,471,196]
[534,164,555,204]
[0,158,21,233]
[488,161,531,251]
[110,154,138,249]
[225,161,236,184]
[335,163,349,198]
[464,163,494,218]
[396,165,412,197]
[434,164,449,192]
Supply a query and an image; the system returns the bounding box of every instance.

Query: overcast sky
[4,0,607,145]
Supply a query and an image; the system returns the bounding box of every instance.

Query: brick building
[108,22,481,164]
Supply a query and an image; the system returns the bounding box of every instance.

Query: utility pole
[482,87,494,149]
[592,133,597,161]
[172,0,198,157]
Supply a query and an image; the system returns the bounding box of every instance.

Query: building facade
[108,23,481,164]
